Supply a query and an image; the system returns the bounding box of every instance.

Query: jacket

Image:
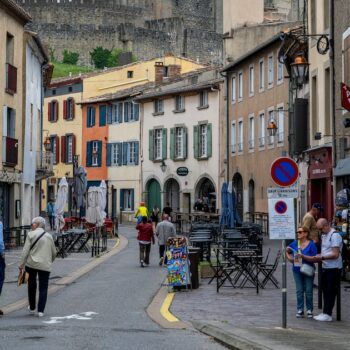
[135,206,148,218]
[156,220,176,245]
[46,202,55,216]
[19,228,57,272]
[136,223,154,242]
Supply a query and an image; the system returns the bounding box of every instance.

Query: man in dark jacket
[136,216,154,267]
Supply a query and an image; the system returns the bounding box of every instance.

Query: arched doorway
[248,179,255,215]
[146,179,161,214]
[164,178,180,212]
[232,173,243,220]
[195,177,216,212]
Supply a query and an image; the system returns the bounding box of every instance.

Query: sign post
[269,156,299,329]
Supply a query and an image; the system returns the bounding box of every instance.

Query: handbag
[300,263,315,277]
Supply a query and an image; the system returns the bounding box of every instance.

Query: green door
[147,179,161,214]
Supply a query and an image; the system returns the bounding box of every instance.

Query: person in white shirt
[156,214,176,265]
[301,218,342,322]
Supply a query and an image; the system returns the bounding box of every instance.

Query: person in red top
[136,216,155,267]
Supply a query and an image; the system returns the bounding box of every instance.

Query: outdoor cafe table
[189,234,213,261]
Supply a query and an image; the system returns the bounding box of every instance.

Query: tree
[62,50,79,65]
[90,47,112,69]
[107,48,123,67]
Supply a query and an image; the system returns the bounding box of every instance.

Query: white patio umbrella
[55,177,69,231]
[86,186,104,227]
[99,180,107,221]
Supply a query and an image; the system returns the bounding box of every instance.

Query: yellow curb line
[160,292,179,322]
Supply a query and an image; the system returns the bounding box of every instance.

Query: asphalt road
[0,226,225,350]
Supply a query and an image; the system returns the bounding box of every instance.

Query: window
[154,99,164,114]
[66,134,73,163]
[127,71,134,78]
[50,136,58,164]
[109,103,123,123]
[61,134,75,164]
[194,123,212,159]
[92,141,99,166]
[199,124,208,157]
[48,100,58,122]
[238,120,243,152]
[277,107,284,143]
[238,72,243,100]
[174,95,185,111]
[249,115,254,149]
[87,106,96,127]
[6,32,14,65]
[231,122,236,153]
[277,60,284,83]
[268,55,274,86]
[6,107,16,138]
[268,110,274,145]
[259,59,264,91]
[64,97,75,120]
[154,129,163,160]
[324,0,330,30]
[175,127,183,158]
[124,102,139,122]
[120,189,134,211]
[199,91,208,108]
[125,141,139,165]
[231,76,236,103]
[111,143,122,166]
[249,66,254,95]
[259,112,265,147]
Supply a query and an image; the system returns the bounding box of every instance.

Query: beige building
[222,34,289,219]
[0,1,31,228]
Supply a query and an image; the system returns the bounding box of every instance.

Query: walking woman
[19,217,56,317]
[136,216,155,267]
[151,205,160,229]
[286,226,317,318]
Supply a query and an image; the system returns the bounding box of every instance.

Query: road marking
[43,311,98,324]
[160,293,179,323]
[112,238,120,249]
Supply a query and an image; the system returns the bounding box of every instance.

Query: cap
[140,201,145,205]
[312,203,322,210]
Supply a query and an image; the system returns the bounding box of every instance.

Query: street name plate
[267,187,298,199]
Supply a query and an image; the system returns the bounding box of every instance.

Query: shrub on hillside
[62,50,80,65]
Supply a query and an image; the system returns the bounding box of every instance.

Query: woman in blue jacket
[286,226,317,318]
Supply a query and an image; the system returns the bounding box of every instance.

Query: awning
[334,158,350,177]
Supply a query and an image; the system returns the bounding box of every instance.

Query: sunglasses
[296,230,305,234]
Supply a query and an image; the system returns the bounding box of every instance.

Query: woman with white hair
[19,216,56,317]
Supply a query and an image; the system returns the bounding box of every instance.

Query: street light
[291,54,309,88]
[43,136,51,152]
[267,119,278,137]
[160,160,167,173]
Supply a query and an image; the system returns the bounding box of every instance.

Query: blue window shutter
[124,102,129,122]
[87,107,91,127]
[134,103,139,121]
[117,143,122,166]
[97,140,102,166]
[135,142,139,165]
[131,190,134,211]
[99,105,107,126]
[106,143,112,166]
[107,105,112,124]
[92,107,96,126]
[86,141,92,167]
[120,189,125,210]
[122,142,128,165]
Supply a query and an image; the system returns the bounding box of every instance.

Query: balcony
[6,63,17,94]
[237,142,243,152]
[231,144,236,153]
[36,151,54,180]
[259,137,265,147]
[2,136,18,167]
[248,139,255,150]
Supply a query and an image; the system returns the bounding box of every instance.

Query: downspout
[330,0,336,169]
[220,71,229,184]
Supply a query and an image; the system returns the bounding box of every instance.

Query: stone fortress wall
[17,0,223,65]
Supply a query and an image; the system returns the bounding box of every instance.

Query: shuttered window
[120,189,134,211]
[194,123,212,159]
[64,97,75,120]
[87,107,96,127]
[170,127,187,160]
[48,100,59,122]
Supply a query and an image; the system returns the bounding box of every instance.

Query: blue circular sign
[271,157,299,187]
[275,200,287,214]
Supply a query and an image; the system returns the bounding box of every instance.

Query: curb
[2,235,128,315]
[147,285,190,329]
[192,321,272,350]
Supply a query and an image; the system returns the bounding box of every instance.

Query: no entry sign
[270,157,299,187]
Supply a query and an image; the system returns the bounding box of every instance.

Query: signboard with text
[267,187,298,199]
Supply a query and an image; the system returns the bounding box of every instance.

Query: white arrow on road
[42,312,98,324]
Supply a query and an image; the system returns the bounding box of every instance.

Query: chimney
[168,64,181,78]
[155,62,164,84]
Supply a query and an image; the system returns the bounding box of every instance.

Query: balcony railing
[248,139,254,150]
[231,144,236,153]
[2,136,18,167]
[277,132,284,143]
[259,137,265,147]
[237,142,243,152]
[6,63,17,94]
[36,151,54,180]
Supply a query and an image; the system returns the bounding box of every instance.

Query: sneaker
[144,262,149,267]
[28,306,35,314]
[307,310,313,318]
[314,313,332,322]
[0,309,3,316]
[296,310,304,318]
[37,312,44,317]
[140,260,144,268]
[159,257,164,266]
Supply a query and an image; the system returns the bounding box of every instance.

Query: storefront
[307,146,333,221]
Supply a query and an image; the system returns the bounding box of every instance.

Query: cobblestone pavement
[171,237,350,348]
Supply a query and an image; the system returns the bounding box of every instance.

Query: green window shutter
[170,127,175,160]
[162,128,167,160]
[193,125,199,159]
[207,123,212,158]
[183,127,188,159]
[149,129,154,161]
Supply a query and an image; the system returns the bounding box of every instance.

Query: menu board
[166,237,191,287]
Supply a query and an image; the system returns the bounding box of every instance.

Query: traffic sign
[270,157,299,187]
[267,187,298,199]
[275,200,287,214]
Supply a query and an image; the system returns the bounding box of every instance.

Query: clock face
[317,35,330,55]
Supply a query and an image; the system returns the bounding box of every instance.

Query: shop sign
[176,167,189,176]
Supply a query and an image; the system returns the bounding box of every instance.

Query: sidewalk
[171,238,350,350]
[1,228,119,309]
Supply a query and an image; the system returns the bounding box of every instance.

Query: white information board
[267,187,298,199]
[268,197,296,240]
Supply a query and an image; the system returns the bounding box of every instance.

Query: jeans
[139,243,151,265]
[25,266,50,313]
[0,255,5,295]
[48,215,55,230]
[322,268,341,316]
[293,270,314,311]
